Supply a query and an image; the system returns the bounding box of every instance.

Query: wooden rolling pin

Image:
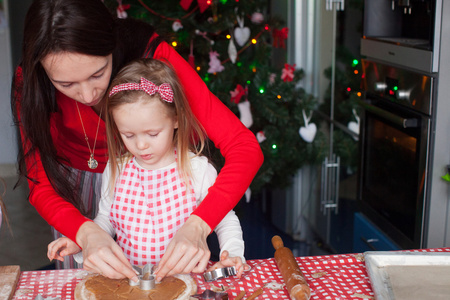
[272,235,311,300]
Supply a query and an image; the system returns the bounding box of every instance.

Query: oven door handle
[359,101,418,128]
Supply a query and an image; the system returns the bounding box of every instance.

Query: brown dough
[74,273,197,300]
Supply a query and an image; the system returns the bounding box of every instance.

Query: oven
[358,59,436,249]
[361,0,442,73]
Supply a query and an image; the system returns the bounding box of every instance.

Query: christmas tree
[104,0,327,194]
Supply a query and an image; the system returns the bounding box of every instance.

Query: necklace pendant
[88,155,98,169]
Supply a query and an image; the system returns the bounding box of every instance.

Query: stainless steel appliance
[361,0,442,73]
[359,59,436,249]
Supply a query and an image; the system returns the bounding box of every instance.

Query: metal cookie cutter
[192,289,228,300]
[203,266,236,282]
[34,296,61,300]
[129,264,156,290]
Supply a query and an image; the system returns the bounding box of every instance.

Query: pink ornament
[207,51,225,73]
[269,73,277,85]
[251,12,264,24]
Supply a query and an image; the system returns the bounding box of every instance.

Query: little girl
[48,58,247,277]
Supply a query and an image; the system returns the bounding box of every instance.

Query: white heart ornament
[234,26,250,47]
[299,123,317,143]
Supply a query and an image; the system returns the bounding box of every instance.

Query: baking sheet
[364,251,450,300]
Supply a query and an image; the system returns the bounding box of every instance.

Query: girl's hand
[154,215,211,281]
[47,237,81,262]
[76,221,138,282]
[206,250,250,278]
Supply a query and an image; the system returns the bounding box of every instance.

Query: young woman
[47,59,248,278]
[11,0,262,281]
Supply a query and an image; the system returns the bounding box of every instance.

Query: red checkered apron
[109,159,196,266]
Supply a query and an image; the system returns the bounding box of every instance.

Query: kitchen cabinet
[353,213,400,252]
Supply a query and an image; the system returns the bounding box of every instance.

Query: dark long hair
[11,0,161,215]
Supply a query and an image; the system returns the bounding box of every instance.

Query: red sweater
[18,40,264,243]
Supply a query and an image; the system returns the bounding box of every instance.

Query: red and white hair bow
[109,77,174,103]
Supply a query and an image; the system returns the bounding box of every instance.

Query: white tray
[364,251,450,300]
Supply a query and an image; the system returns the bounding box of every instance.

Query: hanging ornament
[179,0,210,13]
[188,39,195,69]
[116,1,130,19]
[251,12,264,24]
[269,73,277,85]
[256,131,266,143]
[195,29,214,45]
[172,20,183,32]
[207,51,224,73]
[230,84,247,103]
[245,187,252,203]
[238,100,253,128]
[230,84,252,127]
[281,63,296,82]
[347,108,360,140]
[272,27,289,48]
[299,109,317,143]
[234,14,250,47]
[228,38,237,63]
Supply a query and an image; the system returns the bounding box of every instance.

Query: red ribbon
[180,0,209,13]
[272,27,289,48]
[230,84,248,104]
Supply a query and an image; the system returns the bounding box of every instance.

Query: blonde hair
[105,58,207,194]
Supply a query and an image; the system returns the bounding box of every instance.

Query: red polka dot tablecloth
[12,248,450,300]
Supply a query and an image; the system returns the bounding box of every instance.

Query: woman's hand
[154,215,211,281]
[76,221,138,281]
[48,237,81,262]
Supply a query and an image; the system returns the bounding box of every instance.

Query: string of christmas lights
[137,0,199,21]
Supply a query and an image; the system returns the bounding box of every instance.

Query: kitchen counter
[11,247,450,300]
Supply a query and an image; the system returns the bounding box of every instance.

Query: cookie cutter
[192,289,228,300]
[34,296,61,300]
[129,264,156,290]
[203,266,236,282]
